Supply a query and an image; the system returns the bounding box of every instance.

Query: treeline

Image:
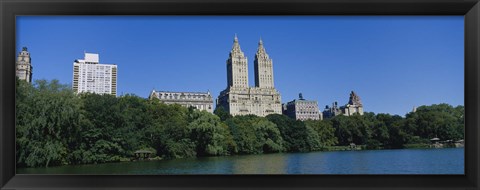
[16,79,464,168]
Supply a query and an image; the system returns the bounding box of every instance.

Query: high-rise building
[72,53,117,96]
[217,35,282,117]
[283,93,321,121]
[16,47,33,83]
[254,38,274,89]
[149,90,214,113]
[227,34,249,89]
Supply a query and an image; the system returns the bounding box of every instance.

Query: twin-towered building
[17,36,363,120]
[216,35,283,117]
[66,36,362,119]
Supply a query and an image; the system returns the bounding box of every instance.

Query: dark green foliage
[266,114,320,152]
[213,106,232,121]
[16,79,465,168]
[188,110,234,156]
[226,115,284,154]
[327,105,463,149]
[16,79,83,167]
[404,104,464,141]
[304,120,338,149]
[330,115,369,146]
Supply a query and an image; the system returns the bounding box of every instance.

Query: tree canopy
[16,79,464,168]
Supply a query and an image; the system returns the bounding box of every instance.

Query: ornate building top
[348,91,362,106]
[16,46,33,83]
[255,38,269,60]
[230,34,245,58]
[18,47,30,59]
[218,35,282,117]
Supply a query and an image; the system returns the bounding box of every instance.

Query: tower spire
[254,38,274,88]
[256,37,267,56]
[230,34,244,56]
[226,34,248,88]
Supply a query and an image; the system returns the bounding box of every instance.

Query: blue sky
[16,16,464,116]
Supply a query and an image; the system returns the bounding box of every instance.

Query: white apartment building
[72,53,117,96]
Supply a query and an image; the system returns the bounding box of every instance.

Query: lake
[17,147,464,174]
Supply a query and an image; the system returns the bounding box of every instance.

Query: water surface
[18,148,464,174]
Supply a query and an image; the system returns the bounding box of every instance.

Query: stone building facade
[72,53,117,96]
[322,101,342,119]
[217,35,282,117]
[149,90,214,113]
[323,91,364,119]
[16,47,33,83]
[283,93,321,121]
[341,91,364,116]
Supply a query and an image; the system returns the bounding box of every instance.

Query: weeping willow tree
[16,79,84,167]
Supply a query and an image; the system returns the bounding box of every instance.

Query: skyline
[16,16,464,116]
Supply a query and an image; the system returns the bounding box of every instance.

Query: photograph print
[15,16,464,174]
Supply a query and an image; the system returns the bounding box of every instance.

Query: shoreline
[17,145,464,169]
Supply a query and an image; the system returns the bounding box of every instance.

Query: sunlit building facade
[16,47,33,83]
[72,53,117,96]
[217,35,282,117]
[149,90,214,113]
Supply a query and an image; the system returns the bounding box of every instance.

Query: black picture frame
[1,0,479,189]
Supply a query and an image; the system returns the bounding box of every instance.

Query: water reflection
[17,148,464,175]
[231,154,287,174]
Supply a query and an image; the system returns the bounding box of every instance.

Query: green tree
[16,79,84,167]
[226,115,284,154]
[252,118,284,153]
[144,102,196,159]
[265,114,319,152]
[330,114,372,146]
[304,120,338,149]
[188,110,233,156]
[213,106,232,121]
[405,104,464,141]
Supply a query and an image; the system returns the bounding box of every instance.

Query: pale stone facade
[16,47,33,83]
[254,38,274,89]
[149,90,213,113]
[283,93,321,121]
[72,53,117,96]
[323,91,364,119]
[341,91,364,116]
[217,35,282,117]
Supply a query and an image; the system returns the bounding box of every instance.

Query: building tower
[226,34,249,88]
[254,38,275,88]
[16,47,33,83]
[217,35,282,117]
[72,52,117,96]
[342,91,364,116]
